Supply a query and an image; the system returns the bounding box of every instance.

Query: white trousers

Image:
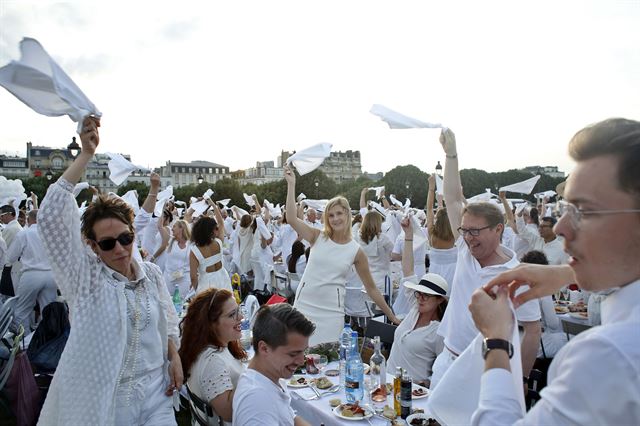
[115,367,176,426]
[429,346,458,390]
[14,269,57,331]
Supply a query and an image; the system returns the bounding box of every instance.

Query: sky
[1,0,639,177]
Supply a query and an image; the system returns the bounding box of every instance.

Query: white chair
[0,325,24,391]
[244,295,261,328]
[0,296,19,337]
[286,272,301,294]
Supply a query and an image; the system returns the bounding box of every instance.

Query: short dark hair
[191,216,217,246]
[569,118,640,205]
[529,207,540,226]
[462,202,504,229]
[0,205,16,217]
[541,216,557,226]
[81,195,134,241]
[521,250,549,265]
[252,304,315,352]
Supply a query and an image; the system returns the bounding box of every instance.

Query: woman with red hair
[180,289,247,425]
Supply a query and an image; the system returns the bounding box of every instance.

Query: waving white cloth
[303,199,328,212]
[190,199,209,217]
[218,198,231,207]
[435,174,444,195]
[370,104,443,129]
[119,190,140,215]
[535,190,556,199]
[0,177,27,209]
[243,193,255,207]
[428,305,525,425]
[264,199,281,217]
[408,213,428,253]
[297,193,307,202]
[72,182,90,198]
[286,143,332,175]
[232,206,249,218]
[255,216,271,240]
[500,175,540,195]
[202,188,214,200]
[368,186,385,199]
[153,185,173,216]
[368,201,387,218]
[515,202,529,215]
[105,153,149,185]
[0,38,101,133]
[389,194,410,210]
[467,190,496,203]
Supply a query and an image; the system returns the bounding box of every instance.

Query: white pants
[429,346,458,390]
[115,367,176,426]
[14,269,57,331]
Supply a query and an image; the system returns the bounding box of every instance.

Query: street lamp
[435,161,442,176]
[314,179,319,198]
[67,136,81,158]
[197,174,204,184]
[45,169,53,181]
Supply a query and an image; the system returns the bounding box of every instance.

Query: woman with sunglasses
[180,288,246,425]
[387,217,449,388]
[37,117,182,426]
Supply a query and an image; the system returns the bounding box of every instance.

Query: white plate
[569,312,589,320]
[412,385,429,399]
[286,375,309,388]
[406,413,432,425]
[332,405,374,421]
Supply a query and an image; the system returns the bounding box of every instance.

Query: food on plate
[339,402,366,418]
[568,303,587,313]
[391,420,404,426]
[412,387,428,397]
[329,398,342,408]
[312,376,333,389]
[324,369,339,377]
[383,405,396,419]
[554,306,569,314]
[288,376,307,386]
[412,408,424,414]
[409,417,440,426]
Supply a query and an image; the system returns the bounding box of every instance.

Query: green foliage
[117,181,150,203]
[379,165,429,208]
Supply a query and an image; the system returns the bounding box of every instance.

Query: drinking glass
[315,355,328,372]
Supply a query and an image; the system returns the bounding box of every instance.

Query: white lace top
[36,178,180,426]
[187,346,246,426]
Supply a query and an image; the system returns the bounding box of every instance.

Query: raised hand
[150,172,161,191]
[283,164,296,186]
[439,128,457,157]
[78,116,100,155]
[428,173,436,189]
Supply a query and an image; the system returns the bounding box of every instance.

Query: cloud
[160,18,199,42]
[58,54,114,77]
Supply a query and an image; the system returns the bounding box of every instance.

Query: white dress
[187,346,246,426]
[427,246,458,288]
[293,235,360,346]
[163,241,192,299]
[191,240,232,294]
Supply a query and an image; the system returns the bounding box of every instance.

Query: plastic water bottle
[345,331,364,403]
[339,323,353,387]
[172,284,183,315]
[240,304,252,351]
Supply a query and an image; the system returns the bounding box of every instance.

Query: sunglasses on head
[95,232,135,251]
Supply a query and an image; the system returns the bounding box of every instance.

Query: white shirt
[5,224,51,272]
[279,224,298,262]
[387,275,444,382]
[0,235,6,269]
[1,219,22,253]
[232,368,296,426]
[356,233,393,290]
[392,232,427,278]
[439,238,541,355]
[541,237,569,266]
[515,218,569,265]
[472,279,640,425]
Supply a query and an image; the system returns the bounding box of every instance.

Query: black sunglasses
[95,232,135,251]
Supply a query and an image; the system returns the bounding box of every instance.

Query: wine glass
[315,355,328,372]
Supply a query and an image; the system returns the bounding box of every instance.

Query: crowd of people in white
[0,116,638,425]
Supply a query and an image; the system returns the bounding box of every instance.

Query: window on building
[214,168,218,174]
[35,150,41,156]
[51,157,64,169]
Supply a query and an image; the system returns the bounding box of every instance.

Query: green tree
[380,165,429,208]
[117,181,149,203]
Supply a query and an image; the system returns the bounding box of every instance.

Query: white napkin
[78,200,88,216]
[369,104,444,129]
[0,38,101,133]
[176,207,184,217]
[0,177,27,209]
[243,193,255,207]
[534,190,556,199]
[105,152,149,185]
[120,190,140,215]
[153,186,174,217]
[303,199,328,212]
[73,182,90,198]
[515,202,529,215]
[218,198,231,207]
[255,216,271,240]
[428,306,525,425]
[190,199,209,217]
[499,175,540,195]
[388,194,404,208]
[174,200,186,207]
[368,201,387,218]
[297,193,307,202]
[232,206,250,218]
[369,186,385,198]
[467,189,496,203]
[202,188,214,200]
[408,213,427,252]
[264,199,281,217]
[435,174,444,195]
[286,143,332,175]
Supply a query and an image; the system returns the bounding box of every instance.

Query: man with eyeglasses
[469,118,640,425]
[429,129,542,391]
[515,215,569,266]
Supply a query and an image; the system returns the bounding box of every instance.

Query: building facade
[242,161,284,185]
[27,142,75,177]
[520,165,565,179]
[278,149,363,183]
[0,155,29,178]
[160,160,230,187]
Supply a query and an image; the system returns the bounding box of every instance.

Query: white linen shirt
[6,224,51,272]
[37,178,179,426]
[232,368,296,426]
[438,238,541,355]
[471,279,640,425]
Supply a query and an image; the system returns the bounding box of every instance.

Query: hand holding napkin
[286,143,332,175]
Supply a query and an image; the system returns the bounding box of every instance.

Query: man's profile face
[262,332,308,380]
[538,220,555,240]
[555,155,640,291]
[0,211,14,225]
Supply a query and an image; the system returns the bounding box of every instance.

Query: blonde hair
[322,196,352,239]
[169,220,191,251]
[359,211,382,244]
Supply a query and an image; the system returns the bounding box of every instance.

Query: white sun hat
[403,273,449,299]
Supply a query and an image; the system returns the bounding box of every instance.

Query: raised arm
[207,199,226,241]
[380,189,391,210]
[400,217,415,277]
[284,165,320,245]
[499,191,516,232]
[141,172,161,213]
[426,174,436,236]
[252,194,262,212]
[360,187,369,209]
[354,250,400,324]
[440,129,464,240]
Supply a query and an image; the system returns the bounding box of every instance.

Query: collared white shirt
[439,238,541,355]
[232,368,296,426]
[5,224,51,272]
[472,279,640,425]
[1,218,23,250]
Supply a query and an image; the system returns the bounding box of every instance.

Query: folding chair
[0,296,19,337]
[561,319,591,340]
[272,272,292,298]
[186,384,222,426]
[360,319,397,353]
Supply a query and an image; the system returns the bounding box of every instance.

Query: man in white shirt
[1,204,23,296]
[516,214,570,265]
[232,304,314,426]
[6,210,58,331]
[430,129,541,390]
[469,118,640,425]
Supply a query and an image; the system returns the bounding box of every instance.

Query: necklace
[123,282,151,330]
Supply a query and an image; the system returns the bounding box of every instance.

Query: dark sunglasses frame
[95,232,135,251]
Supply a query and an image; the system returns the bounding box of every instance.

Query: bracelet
[148,192,158,197]
[446,154,457,159]
[404,239,413,241]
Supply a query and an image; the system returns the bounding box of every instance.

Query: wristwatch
[482,338,513,359]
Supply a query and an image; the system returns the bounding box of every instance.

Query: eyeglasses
[95,232,135,251]
[225,308,242,320]
[557,200,640,229]
[457,225,493,237]
[414,291,438,300]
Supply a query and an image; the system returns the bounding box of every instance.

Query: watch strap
[483,338,514,359]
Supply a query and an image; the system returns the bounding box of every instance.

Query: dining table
[289,361,432,425]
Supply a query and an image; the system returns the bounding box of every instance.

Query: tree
[117,181,149,202]
[380,165,429,208]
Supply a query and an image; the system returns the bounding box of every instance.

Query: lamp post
[435,161,442,176]
[405,181,411,200]
[67,136,81,158]
[197,174,204,184]
[314,179,319,199]
[45,169,53,181]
